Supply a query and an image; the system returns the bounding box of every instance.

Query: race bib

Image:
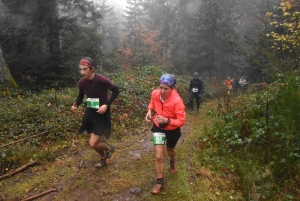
[152,132,166,145]
[192,88,198,92]
[86,98,100,109]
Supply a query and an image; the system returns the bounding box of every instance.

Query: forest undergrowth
[0,100,246,201]
[0,67,299,200]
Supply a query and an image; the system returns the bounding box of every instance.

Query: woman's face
[159,84,172,98]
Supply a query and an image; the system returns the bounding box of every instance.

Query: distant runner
[189,72,204,113]
[239,76,247,94]
[224,76,234,94]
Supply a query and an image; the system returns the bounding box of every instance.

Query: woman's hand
[145,109,152,122]
[156,115,168,123]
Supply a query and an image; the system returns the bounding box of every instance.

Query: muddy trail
[0,101,217,201]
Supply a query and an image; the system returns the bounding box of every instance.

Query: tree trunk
[0,46,17,87]
[48,1,60,56]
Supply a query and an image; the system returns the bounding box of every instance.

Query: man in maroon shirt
[71,57,120,168]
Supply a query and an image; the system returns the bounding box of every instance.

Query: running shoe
[106,145,115,164]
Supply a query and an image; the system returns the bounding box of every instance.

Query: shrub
[203,72,300,199]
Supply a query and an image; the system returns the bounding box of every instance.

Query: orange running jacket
[148,89,185,130]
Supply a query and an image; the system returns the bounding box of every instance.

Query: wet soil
[1,111,197,201]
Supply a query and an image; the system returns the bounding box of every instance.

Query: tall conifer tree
[186,0,238,77]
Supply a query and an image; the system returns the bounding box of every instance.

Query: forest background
[0,0,300,200]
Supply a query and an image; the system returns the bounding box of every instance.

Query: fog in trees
[0,0,297,89]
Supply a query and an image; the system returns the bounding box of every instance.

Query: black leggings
[189,93,201,110]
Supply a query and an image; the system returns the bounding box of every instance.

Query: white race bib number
[152,132,166,145]
[86,98,100,109]
[192,88,198,92]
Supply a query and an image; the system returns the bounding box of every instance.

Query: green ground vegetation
[0,67,299,200]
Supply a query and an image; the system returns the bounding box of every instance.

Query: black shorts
[78,107,111,139]
[151,123,181,148]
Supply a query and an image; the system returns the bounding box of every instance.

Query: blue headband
[159,74,175,88]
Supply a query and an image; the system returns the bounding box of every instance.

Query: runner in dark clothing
[71,57,120,168]
[189,72,204,113]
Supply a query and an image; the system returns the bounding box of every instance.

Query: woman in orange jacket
[145,74,186,195]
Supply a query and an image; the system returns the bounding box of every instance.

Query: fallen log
[22,189,57,201]
[0,128,59,149]
[0,160,37,181]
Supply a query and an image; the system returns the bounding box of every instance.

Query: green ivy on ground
[0,66,195,174]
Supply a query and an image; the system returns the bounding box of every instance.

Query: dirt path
[0,101,217,201]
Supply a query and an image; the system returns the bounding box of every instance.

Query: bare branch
[0,2,12,36]
[22,189,57,201]
[0,160,38,181]
[0,128,60,149]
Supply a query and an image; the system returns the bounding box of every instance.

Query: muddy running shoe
[170,161,178,174]
[105,145,115,164]
[151,183,164,194]
[95,158,106,168]
[151,179,164,195]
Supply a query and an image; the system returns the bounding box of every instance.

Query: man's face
[79,65,94,80]
[194,76,198,79]
[227,77,230,80]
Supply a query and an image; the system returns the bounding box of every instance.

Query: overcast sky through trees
[107,0,127,10]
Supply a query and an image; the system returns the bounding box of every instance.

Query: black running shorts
[78,107,111,139]
[151,123,181,148]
